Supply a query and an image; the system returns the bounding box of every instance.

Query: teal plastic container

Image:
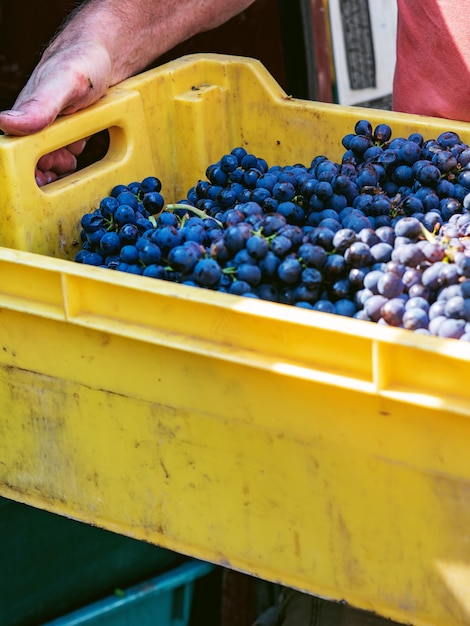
[44,560,216,626]
[0,497,184,626]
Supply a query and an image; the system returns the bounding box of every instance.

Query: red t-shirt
[393,0,470,122]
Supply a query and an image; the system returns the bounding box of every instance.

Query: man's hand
[0,0,256,185]
[34,139,89,186]
[0,37,113,185]
[0,20,113,135]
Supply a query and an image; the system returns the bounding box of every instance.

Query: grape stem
[165,203,223,228]
[419,223,437,243]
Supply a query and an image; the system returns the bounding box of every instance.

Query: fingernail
[1,110,25,116]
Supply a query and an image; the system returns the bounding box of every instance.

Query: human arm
[0,0,255,183]
[393,0,470,122]
[0,0,256,135]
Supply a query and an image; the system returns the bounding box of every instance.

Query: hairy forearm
[45,0,256,85]
[0,0,256,137]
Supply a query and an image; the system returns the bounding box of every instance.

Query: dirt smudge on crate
[160,458,169,479]
[100,333,111,347]
[327,503,366,588]
[293,530,301,558]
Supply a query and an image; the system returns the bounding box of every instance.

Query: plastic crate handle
[0,88,156,254]
[0,86,155,198]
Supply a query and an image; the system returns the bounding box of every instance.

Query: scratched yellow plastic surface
[1,54,470,626]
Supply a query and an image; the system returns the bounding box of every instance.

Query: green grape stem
[165,204,223,228]
[419,223,437,243]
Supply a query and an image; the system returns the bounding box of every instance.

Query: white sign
[327,0,398,106]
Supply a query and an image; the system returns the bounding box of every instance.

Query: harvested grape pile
[75,119,470,341]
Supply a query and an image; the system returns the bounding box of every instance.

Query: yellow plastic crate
[1,54,470,626]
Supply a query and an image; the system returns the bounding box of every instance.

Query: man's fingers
[0,87,65,135]
[0,42,112,136]
[37,146,79,177]
[35,170,48,187]
[35,168,58,187]
[66,138,89,157]
[0,108,55,136]
[35,136,89,184]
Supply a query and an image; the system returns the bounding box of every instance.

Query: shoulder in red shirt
[393,0,470,122]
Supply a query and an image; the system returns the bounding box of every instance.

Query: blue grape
[120,245,139,265]
[277,257,303,284]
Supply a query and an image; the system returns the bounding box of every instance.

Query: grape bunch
[75,119,470,341]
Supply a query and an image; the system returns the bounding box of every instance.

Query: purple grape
[377,272,404,298]
[403,308,429,330]
[438,318,466,339]
[365,295,388,322]
[381,298,406,326]
[344,242,373,267]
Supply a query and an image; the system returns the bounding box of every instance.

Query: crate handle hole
[36,128,110,186]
